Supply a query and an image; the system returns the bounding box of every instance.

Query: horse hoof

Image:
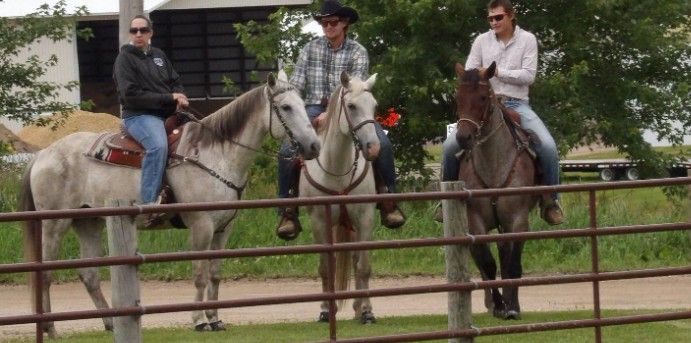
[194,322,210,332]
[360,311,376,324]
[318,311,329,322]
[504,310,521,320]
[209,320,226,331]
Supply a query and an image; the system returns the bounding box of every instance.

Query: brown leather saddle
[87,115,187,169]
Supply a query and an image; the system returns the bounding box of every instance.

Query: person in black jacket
[113,15,188,224]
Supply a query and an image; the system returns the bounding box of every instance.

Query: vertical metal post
[324,204,337,341]
[589,190,602,343]
[33,223,43,343]
[442,181,473,343]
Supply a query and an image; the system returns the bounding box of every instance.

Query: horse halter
[267,84,299,145]
[339,87,377,151]
[456,81,498,143]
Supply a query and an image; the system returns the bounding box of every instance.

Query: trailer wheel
[599,168,616,181]
[625,167,639,181]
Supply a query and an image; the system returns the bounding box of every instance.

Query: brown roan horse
[454,61,538,320]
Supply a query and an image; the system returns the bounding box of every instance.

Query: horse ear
[277,70,288,82]
[484,62,497,79]
[340,71,350,88]
[455,62,465,78]
[267,72,277,87]
[364,73,377,90]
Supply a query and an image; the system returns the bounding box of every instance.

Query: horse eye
[281,105,291,111]
[347,104,356,110]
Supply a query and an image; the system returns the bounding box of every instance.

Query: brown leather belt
[496,95,524,103]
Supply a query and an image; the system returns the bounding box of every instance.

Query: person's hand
[173,93,189,110]
[312,112,327,129]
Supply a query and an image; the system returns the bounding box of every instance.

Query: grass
[6,310,691,342]
[0,146,689,283]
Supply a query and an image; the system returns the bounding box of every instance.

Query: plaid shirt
[290,36,369,105]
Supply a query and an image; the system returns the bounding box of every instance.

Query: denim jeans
[123,114,168,204]
[442,99,560,200]
[278,104,398,199]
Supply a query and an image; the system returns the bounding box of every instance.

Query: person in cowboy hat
[275,0,406,241]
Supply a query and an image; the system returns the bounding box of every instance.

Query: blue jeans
[442,99,560,200]
[123,114,168,204]
[278,104,398,199]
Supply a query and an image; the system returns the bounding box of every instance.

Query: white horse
[19,71,320,337]
[299,72,380,324]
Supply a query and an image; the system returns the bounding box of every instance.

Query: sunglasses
[320,19,341,27]
[487,14,506,23]
[129,27,151,34]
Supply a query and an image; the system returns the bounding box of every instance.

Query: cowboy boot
[540,195,565,225]
[276,162,303,240]
[143,185,173,228]
[374,173,406,229]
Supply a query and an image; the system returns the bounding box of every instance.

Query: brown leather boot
[276,207,302,241]
[143,185,174,228]
[541,197,565,225]
[380,201,406,228]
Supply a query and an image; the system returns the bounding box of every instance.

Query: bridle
[315,87,376,178]
[267,84,299,147]
[455,80,504,146]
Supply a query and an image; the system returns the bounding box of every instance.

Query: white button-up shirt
[465,26,537,101]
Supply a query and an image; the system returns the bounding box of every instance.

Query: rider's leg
[435,134,463,222]
[373,122,406,229]
[123,114,168,227]
[505,100,564,225]
[275,105,325,240]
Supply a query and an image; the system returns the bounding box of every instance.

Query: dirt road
[1,275,689,339]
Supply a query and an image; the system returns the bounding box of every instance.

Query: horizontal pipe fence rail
[0,176,689,343]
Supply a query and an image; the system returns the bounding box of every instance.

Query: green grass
[6,310,691,342]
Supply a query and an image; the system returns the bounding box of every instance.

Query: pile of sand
[17,110,121,149]
[0,123,39,153]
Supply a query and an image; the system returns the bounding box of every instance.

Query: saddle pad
[85,128,187,169]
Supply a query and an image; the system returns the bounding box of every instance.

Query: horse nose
[302,141,321,160]
[455,132,472,149]
[364,142,380,161]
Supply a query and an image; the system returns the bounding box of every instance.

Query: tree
[0,0,91,127]
[237,0,690,181]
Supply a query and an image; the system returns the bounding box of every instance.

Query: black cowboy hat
[313,0,359,24]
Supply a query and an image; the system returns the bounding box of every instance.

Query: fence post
[106,199,142,343]
[442,181,473,343]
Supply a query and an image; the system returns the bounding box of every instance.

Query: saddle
[86,115,188,169]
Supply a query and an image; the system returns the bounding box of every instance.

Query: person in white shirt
[439,0,564,225]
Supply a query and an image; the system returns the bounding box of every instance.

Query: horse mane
[199,85,266,145]
[459,69,482,86]
[322,85,344,133]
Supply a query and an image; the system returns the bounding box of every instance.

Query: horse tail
[19,158,40,309]
[333,223,353,310]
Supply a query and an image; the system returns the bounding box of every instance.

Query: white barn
[0,0,310,132]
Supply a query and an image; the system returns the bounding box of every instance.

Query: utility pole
[119,0,144,46]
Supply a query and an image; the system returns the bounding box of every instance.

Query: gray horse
[300,72,380,324]
[20,71,320,337]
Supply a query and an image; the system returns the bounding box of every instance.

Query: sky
[0,0,170,17]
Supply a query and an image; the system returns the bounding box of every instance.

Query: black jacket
[113,44,184,119]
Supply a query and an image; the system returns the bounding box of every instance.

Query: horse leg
[352,213,375,324]
[204,224,234,331]
[40,219,72,338]
[470,243,505,318]
[73,219,113,330]
[497,240,524,320]
[190,225,213,330]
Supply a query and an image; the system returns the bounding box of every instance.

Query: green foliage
[235,0,690,181]
[0,0,92,124]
